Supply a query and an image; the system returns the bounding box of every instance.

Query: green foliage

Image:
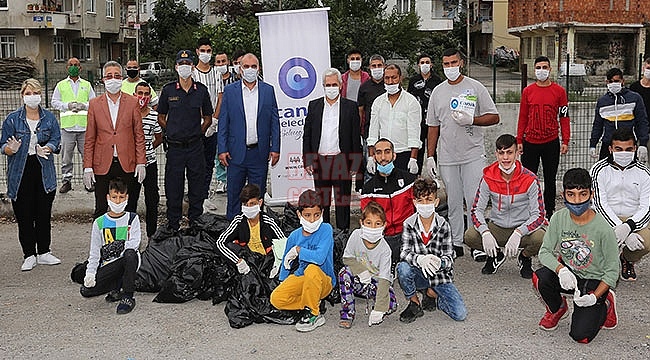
[500,90,521,103]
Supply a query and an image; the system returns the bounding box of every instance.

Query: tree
[142,0,204,63]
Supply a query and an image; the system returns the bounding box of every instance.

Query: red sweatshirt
[517,82,570,145]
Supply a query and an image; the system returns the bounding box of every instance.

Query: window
[521,37,531,59]
[106,0,113,18]
[72,38,91,60]
[0,36,16,58]
[140,0,147,14]
[0,0,8,10]
[396,0,411,14]
[534,37,543,58]
[86,0,95,13]
[54,36,65,61]
[546,36,555,60]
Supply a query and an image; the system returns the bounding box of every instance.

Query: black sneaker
[116,296,136,314]
[471,249,487,262]
[399,301,424,323]
[518,251,533,279]
[105,289,123,302]
[481,251,506,274]
[421,294,437,312]
[620,255,637,281]
[59,181,72,194]
[453,245,464,258]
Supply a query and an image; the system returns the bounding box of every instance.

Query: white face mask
[371,68,384,80]
[349,60,362,72]
[241,204,260,219]
[104,78,122,94]
[198,53,211,64]
[499,163,516,174]
[300,214,323,234]
[443,66,461,81]
[415,203,436,219]
[612,151,635,167]
[419,63,431,75]
[645,69,650,79]
[177,64,193,79]
[325,86,339,100]
[607,82,622,94]
[215,65,228,74]
[384,83,400,95]
[232,64,241,74]
[242,68,258,83]
[535,69,550,81]
[107,199,127,213]
[23,94,41,109]
[361,225,385,243]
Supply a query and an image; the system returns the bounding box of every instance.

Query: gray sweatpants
[60,129,85,183]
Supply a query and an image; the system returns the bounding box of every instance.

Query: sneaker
[399,300,424,323]
[37,252,61,265]
[518,251,533,279]
[215,180,226,193]
[620,255,637,281]
[471,249,487,262]
[539,296,568,331]
[59,181,72,193]
[421,294,437,312]
[481,251,506,274]
[602,290,618,329]
[319,300,327,315]
[295,308,326,332]
[85,184,95,192]
[105,289,123,303]
[453,245,464,258]
[116,296,136,314]
[21,255,37,271]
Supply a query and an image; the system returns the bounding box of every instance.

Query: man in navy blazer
[218,53,280,220]
[303,68,362,230]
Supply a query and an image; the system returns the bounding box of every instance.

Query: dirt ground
[1,213,649,360]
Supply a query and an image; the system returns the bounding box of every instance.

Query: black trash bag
[135,232,197,293]
[153,232,233,303]
[265,206,286,235]
[70,261,88,284]
[280,202,301,235]
[190,213,232,240]
[224,250,300,328]
[323,228,349,305]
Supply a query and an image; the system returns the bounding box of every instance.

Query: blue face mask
[376,161,394,175]
[563,198,591,216]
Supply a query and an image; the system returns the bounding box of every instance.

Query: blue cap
[176,50,194,64]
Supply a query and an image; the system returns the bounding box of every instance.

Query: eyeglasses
[103,74,123,80]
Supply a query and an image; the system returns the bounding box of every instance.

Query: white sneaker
[37,252,61,265]
[215,181,226,193]
[21,255,37,271]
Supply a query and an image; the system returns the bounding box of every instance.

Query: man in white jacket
[591,127,650,281]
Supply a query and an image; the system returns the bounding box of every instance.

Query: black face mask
[126,69,139,79]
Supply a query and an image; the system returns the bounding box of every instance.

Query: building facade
[387,0,456,31]
[470,0,519,63]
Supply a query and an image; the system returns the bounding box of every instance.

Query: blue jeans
[396,261,467,321]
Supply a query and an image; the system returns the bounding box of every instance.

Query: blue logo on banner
[278,57,317,99]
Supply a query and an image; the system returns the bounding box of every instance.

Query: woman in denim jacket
[1,78,62,271]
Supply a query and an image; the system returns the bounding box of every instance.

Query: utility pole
[466,0,470,76]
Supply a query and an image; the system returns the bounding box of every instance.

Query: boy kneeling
[338,201,397,328]
[270,190,335,332]
[80,178,141,314]
[397,178,467,323]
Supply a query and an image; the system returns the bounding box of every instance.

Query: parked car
[139,61,172,84]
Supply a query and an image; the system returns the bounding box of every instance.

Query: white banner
[257,8,331,205]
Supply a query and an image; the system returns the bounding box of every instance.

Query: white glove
[424,156,437,178]
[558,267,577,291]
[450,110,473,126]
[283,246,299,270]
[407,157,418,174]
[236,259,250,274]
[135,164,146,184]
[624,232,645,251]
[614,223,632,247]
[416,254,441,277]
[83,168,95,189]
[573,290,597,307]
[35,144,51,159]
[84,274,96,288]
[357,270,372,285]
[638,146,648,163]
[6,136,22,154]
[366,156,376,174]
[504,230,522,258]
[204,120,218,138]
[481,231,498,258]
[368,310,384,326]
[589,147,598,159]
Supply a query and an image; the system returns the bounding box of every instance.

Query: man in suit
[303,68,362,231]
[218,53,280,220]
[83,61,146,219]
